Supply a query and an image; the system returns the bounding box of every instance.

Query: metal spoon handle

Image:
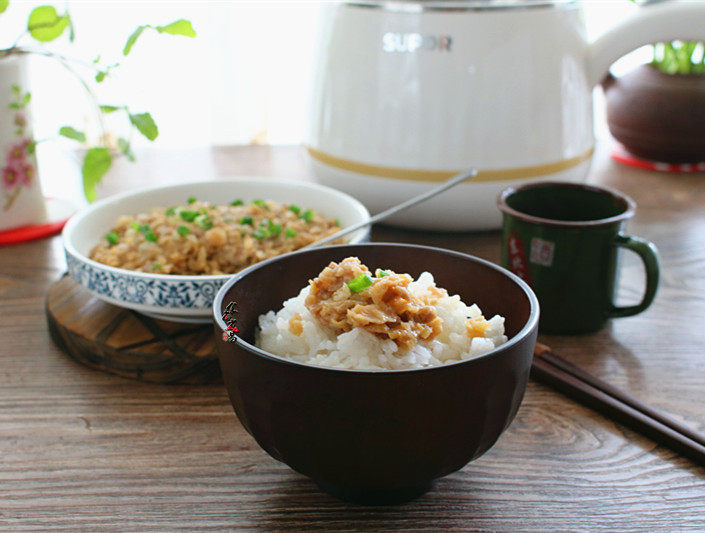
[304,169,478,249]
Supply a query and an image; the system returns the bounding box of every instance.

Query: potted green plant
[0,2,195,231]
[605,38,705,164]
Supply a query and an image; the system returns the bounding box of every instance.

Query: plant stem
[8,46,102,72]
[5,46,108,147]
[11,31,28,49]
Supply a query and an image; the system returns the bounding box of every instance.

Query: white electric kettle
[307,0,705,230]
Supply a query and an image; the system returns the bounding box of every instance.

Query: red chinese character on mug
[507,232,531,284]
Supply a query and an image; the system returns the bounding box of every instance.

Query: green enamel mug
[497,182,659,334]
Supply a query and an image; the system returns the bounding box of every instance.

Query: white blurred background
[0,0,649,148]
[0,0,654,201]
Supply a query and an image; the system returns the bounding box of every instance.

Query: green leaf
[81,147,112,203]
[155,19,196,38]
[0,0,9,14]
[27,5,69,43]
[117,138,135,162]
[95,71,106,83]
[123,25,147,56]
[123,19,195,56]
[100,105,121,114]
[59,126,86,143]
[129,112,158,141]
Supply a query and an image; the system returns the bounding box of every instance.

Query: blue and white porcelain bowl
[62,178,370,323]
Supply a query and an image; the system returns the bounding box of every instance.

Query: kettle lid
[346,0,576,9]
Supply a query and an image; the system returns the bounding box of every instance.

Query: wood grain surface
[1,144,704,530]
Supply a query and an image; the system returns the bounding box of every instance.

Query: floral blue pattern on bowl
[66,253,223,309]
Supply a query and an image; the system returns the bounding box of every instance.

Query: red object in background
[507,231,531,284]
[612,143,705,173]
[0,197,75,245]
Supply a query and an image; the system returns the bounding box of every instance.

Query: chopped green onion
[301,209,314,223]
[198,207,208,215]
[268,221,282,237]
[347,273,373,293]
[239,216,253,226]
[258,219,281,237]
[105,231,119,245]
[144,229,157,242]
[187,196,197,204]
[375,269,390,278]
[130,222,156,241]
[165,206,177,216]
[252,199,268,209]
[177,225,190,237]
[288,204,301,215]
[179,210,199,222]
[285,227,297,238]
[152,262,162,271]
[334,218,340,227]
[230,199,243,207]
[252,228,270,240]
[194,214,213,230]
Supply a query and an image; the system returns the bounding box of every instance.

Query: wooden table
[2,144,704,530]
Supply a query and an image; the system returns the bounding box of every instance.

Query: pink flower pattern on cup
[3,140,34,187]
[2,87,36,211]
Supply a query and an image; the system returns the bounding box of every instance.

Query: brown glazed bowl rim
[213,243,539,375]
[497,181,636,228]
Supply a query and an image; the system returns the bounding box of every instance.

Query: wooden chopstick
[532,344,705,467]
[535,343,705,449]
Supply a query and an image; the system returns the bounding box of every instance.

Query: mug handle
[607,234,660,319]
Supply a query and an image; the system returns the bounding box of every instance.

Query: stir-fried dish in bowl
[90,198,341,275]
[62,179,370,321]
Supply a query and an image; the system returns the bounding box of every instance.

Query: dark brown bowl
[213,243,539,504]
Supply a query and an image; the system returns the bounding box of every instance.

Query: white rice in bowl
[256,271,508,370]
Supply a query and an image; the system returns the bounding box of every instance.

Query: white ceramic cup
[0,55,47,232]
